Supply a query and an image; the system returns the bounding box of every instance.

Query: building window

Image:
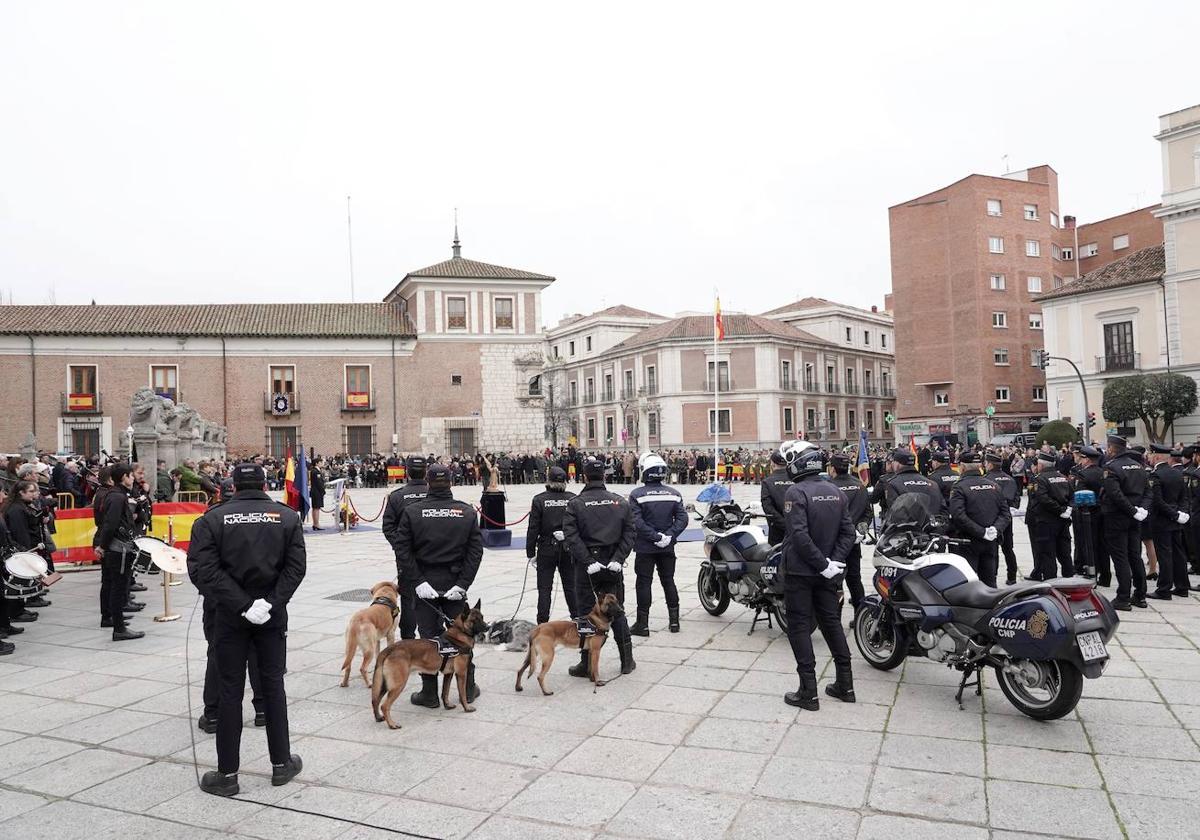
[884,413,893,431]
[1062,246,1073,261]
[1113,234,1129,251]
[995,387,1011,403]
[1033,386,1046,402]
[1027,276,1042,293]
[623,369,634,397]
[783,407,794,434]
[1051,211,1059,228]
[806,408,816,431]
[585,336,593,352]
[780,360,791,389]
[987,199,1002,216]
[603,373,614,402]
[992,311,1008,328]
[866,410,875,430]
[67,364,99,412]
[1081,242,1099,258]
[1029,312,1043,330]
[345,365,371,408]
[1103,321,1136,370]
[990,273,1006,290]
[604,415,615,442]
[709,409,732,435]
[446,296,467,330]
[881,333,888,349]
[646,365,657,395]
[270,366,295,403]
[848,408,857,430]
[451,374,463,386]
[994,348,1009,365]
[1024,204,1039,220]
[552,345,559,359]
[151,364,178,402]
[845,326,852,342]
[827,408,838,432]
[1030,348,1042,367]
[494,297,514,329]
[569,381,578,403]
[1025,240,1041,257]
[989,236,1004,254]
[269,426,298,458]
[647,412,658,439]
[1052,244,1061,260]
[1053,275,1064,289]
[587,417,596,442]
[346,425,373,457]
[707,360,730,391]
[569,340,576,356]
[846,367,856,392]
[934,390,949,407]
[863,330,870,346]
[585,377,595,403]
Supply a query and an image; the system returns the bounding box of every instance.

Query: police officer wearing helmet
[928,450,959,511]
[562,456,637,676]
[1025,451,1073,581]
[525,466,578,624]
[187,463,306,797]
[629,452,688,636]
[761,449,793,545]
[382,455,430,640]
[1100,434,1149,611]
[1147,443,1191,600]
[779,440,856,711]
[948,452,1011,587]
[394,463,483,706]
[827,453,868,619]
[984,452,1021,585]
[868,448,943,515]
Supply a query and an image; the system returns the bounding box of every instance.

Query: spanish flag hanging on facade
[715,295,725,341]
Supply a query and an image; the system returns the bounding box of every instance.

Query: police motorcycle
[854,494,1119,720]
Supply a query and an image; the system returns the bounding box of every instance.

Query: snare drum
[4,552,48,600]
[133,537,188,576]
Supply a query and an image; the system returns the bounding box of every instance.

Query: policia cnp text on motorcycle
[629,453,688,636]
[948,451,1010,587]
[525,466,578,624]
[187,463,306,797]
[393,463,484,707]
[562,456,637,676]
[382,455,430,640]
[94,464,144,641]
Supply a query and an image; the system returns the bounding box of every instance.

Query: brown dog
[340,581,401,688]
[371,599,488,729]
[516,593,621,695]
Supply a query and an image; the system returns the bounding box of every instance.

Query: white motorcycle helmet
[778,439,824,480]
[639,452,668,483]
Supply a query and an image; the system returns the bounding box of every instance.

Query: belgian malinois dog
[516,593,621,695]
[371,599,488,730]
[340,580,401,688]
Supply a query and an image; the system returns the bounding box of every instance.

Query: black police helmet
[232,462,266,488]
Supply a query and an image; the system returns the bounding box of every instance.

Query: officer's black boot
[824,666,856,703]
[629,608,650,637]
[466,660,481,703]
[613,613,636,674]
[200,770,239,797]
[667,607,680,633]
[568,649,591,678]
[785,673,820,711]
[410,674,440,708]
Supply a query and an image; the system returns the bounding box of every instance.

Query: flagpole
[713,289,719,483]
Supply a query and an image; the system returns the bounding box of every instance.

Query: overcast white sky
[2,2,1197,326]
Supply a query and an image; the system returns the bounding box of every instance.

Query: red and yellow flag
[715,296,725,341]
[284,446,299,510]
[909,433,919,459]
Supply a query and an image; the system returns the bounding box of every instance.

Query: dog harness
[429,633,468,672]
[370,596,399,619]
[575,619,608,650]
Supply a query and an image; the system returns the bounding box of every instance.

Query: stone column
[133,433,159,476]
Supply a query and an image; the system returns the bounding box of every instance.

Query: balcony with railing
[62,392,102,415]
[638,385,659,397]
[620,388,637,401]
[340,389,376,412]
[603,388,616,402]
[1096,352,1140,373]
[705,379,735,392]
[844,383,860,396]
[264,391,302,415]
[824,382,841,395]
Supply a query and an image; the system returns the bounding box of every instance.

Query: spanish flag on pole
[284,445,300,511]
[715,295,725,341]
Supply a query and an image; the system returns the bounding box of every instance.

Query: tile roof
[760,297,878,316]
[610,314,827,351]
[404,256,554,281]
[590,305,665,319]
[0,303,416,338]
[1033,244,1165,301]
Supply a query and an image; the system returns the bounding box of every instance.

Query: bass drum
[4,552,48,600]
[133,537,188,576]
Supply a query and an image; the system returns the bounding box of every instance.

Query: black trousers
[397,586,417,640]
[213,610,290,774]
[843,543,865,609]
[202,600,263,719]
[1000,515,1018,581]
[634,551,679,612]
[1029,521,1073,580]
[768,524,786,547]
[573,565,630,655]
[1187,519,1200,572]
[1105,516,1146,603]
[414,595,465,640]
[99,546,132,627]
[959,539,999,587]
[1153,529,1189,596]
[784,574,852,677]
[535,544,577,625]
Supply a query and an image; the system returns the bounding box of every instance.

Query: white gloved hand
[415,581,439,600]
[444,585,466,601]
[587,562,604,575]
[606,561,623,573]
[854,529,864,544]
[1133,507,1149,522]
[552,530,565,542]
[1179,512,1191,525]
[983,526,998,542]
[820,559,846,579]
[1060,507,1073,520]
[654,533,672,548]
[243,598,272,625]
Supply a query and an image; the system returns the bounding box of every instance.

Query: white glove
[1060,507,1073,520]
[243,598,271,625]
[444,585,466,601]
[587,562,603,575]
[1179,512,1191,525]
[606,561,623,573]
[528,555,538,566]
[654,533,672,548]
[983,526,998,542]
[415,581,438,600]
[820,559,846,579]
[552,530,565,542]
[1133,507,1149,522]
[854,530,864,544]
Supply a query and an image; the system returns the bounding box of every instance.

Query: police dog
[477,618,536,652]
[371,600,487,729]
[340,581,401,688]
[516,593,621,695]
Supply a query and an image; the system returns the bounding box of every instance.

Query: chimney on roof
[871,305,878,313]
[1064,215,1076,230]
[452,208,462,259]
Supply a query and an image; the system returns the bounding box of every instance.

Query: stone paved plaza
[2,482,1199,840]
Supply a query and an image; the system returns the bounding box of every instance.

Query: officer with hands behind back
[382,455,430,640]
[629,452,689,635]
[985,452,1021,585]
[188,463,306,798]
[1100,434,1149,611]
[526,466,578,625]
[1147,443,1191,600]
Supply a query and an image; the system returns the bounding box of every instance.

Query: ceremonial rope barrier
[474,507,530,528]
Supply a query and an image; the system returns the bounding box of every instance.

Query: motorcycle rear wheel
[697,566,730,616]
[853,605,907,671]
[770,604,788,633]
[994,659,1083,721]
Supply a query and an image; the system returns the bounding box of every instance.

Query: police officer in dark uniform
[629,453,688,635]
[1147,443,1191,600]
[868,448,943,515]
[1025,451,1073,581]
[393,463,484,707]
[94,464,144,641]
[827,453,868,618]
[382,455,430,640]
[188,463,306,797]
[562,456,636,676]
[1100,435,1149,611]
[761,451,793,545]
[779,440,855,710]
[1183,446,1200,574]
[985,452,1021,584]
[928,451,959,512]
[948,452,1010,587]
[525,466,577,624]
[1072,445,1109,584]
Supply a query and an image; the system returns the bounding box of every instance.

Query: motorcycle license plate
[1077,631,1107,662]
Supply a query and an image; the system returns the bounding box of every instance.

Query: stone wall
[479,344,545,451]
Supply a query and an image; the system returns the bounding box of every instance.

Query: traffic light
[1087,411,1096,428]
[1076,423,1084,438]
[1036,350,1051,370]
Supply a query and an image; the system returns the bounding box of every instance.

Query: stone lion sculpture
[130,387,173,434]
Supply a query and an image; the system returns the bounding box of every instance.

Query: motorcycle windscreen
[880,494,933,540]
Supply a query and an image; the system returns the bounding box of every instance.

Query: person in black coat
[0,487,25,648]
[525,467,577,624]
[948,453,1011,587]
[309,458,326,531]
[1147,444,1191,600]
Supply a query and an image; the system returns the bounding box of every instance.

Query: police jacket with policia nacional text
[869,467,944,514]
[783,474,855,576]
[830,473,870,526]
[381,479,429,551]
[186,489,307,623]
[1149,462,1186,532]
[525,487,575,558]
[1025,469,1072,527]
[949,472,1012,540]
[1100,452,1149,519]
[760,468,793,530]
[393,488,483,592]
[562,480,636,567]
[94,485,137,550]
[629,482,689,554]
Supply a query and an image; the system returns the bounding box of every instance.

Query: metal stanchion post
[155,515,181,622]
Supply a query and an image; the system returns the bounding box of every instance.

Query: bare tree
[542,367,573,449]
